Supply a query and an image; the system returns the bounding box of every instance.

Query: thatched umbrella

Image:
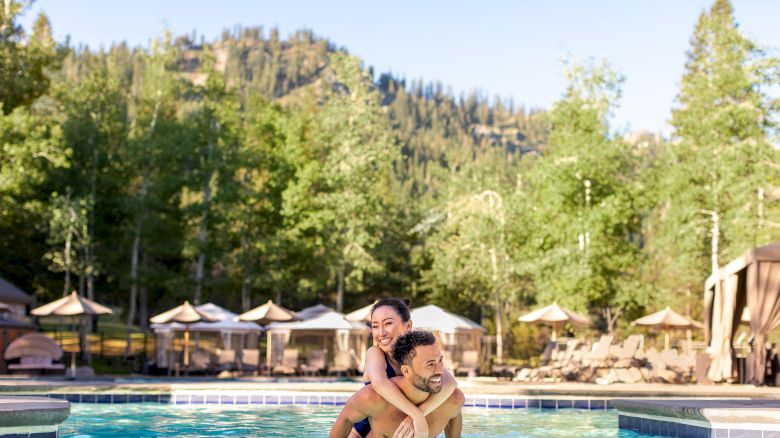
[31,291,113,376]
[631,306,702,350]
[518,302,590,341]
[150,301,218,370]
[237,300,299,373]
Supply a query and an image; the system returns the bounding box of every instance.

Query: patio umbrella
[345,301,378,323]
[31,291,113,376]
[517,302,590,341]
[236,300,299,373]
[150,301,218,370]
[631,306,702,350]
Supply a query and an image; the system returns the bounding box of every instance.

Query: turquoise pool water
[60,404,657,437]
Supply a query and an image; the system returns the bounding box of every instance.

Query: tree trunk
[489,248,503,364]
[194,121,216,305]
[63,217,73,296]
[241,252,250,312]
[336,264,345,313]
[194,181,211,305]
[125,220,142,356]
[139,249,148,332]
[87,137,98,301]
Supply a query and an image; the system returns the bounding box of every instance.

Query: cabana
[150,303,263,370]
[295,304,336,320]
[267,310,369,373]
[704,241,780,384]
[410,304,486,368]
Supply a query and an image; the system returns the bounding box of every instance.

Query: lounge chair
[578,335,614,382]
[455,350,480,377]
[328,350,353,376]
[189,349,212,373]
[215,348,236,371]
[644,347,682,383]
[239,349,260,373]
[514,340,559,382]
[5,333,65,375]
[273,348,299,375]
[612,335,644,368]
[299,349,326,376]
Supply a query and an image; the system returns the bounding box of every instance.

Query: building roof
[0,277,34,305]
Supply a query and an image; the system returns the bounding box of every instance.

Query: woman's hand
[392,415,428,438]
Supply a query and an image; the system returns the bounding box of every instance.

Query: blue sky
[18,1,780,136]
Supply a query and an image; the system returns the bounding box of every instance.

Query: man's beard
[410,372,442,394]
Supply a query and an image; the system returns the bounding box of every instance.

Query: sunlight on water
[60,404,656,437]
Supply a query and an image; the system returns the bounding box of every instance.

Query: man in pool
[329,330,464,438]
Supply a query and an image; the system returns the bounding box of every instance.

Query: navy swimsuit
[353,353,398,437]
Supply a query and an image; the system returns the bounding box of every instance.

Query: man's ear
[400,363,411,377]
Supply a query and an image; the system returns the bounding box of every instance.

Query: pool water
[60,404,659,437]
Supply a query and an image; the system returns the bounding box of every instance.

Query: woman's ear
[404,321,412,332]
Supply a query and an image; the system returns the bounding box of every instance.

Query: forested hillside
[1,0,778,360]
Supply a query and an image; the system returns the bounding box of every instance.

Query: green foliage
[0,3,778,363]
[516,59,649,327]
[0,1,61,113]
[648,0,780,310]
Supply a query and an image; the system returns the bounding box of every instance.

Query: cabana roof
[345,301,377,323]
[151,303,262,334]
[269,310,369,332]
[296,304,337,320]
[411,304,485,335]
[0,276,34,305]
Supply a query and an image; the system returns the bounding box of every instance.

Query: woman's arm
[417,369,457,416]
[364,347,428,437]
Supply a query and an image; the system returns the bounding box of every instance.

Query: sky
[18,0,780,136]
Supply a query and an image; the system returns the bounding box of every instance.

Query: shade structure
[152,303,262,333]
[31,291,112,376]
[517,303,590,341]
[236,300,298,325]
[295,304,337,320]
[345,301,378,323]
[150,300,218,324]
[31,291,112,317]
[236,300,300,373]
[5,333,63,361]
[150,303,263,371]
[631,307,702,329]
[631,306,702,350]
[268,310,370,373]
[410,304,485,368]
[150,301,219,370]
[704,241,780,384]
[268,311,368,331]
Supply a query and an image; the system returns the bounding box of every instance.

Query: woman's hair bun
[402,298,411,307]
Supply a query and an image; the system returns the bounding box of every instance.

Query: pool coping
[614,399,780,437]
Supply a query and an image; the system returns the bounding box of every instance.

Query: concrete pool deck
[0,376,779,399]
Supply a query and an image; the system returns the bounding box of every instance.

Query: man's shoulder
[351,383,389,409]
[448,388,465,408]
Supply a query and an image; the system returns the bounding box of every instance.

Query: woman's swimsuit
[353,353,397,437]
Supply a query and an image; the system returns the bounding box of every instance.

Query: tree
[517,59,648,331]
[282,53,395,311]
[0,0,59,113]
[179,50,240,305]
[121,34,186,351]
[650,0,780,310]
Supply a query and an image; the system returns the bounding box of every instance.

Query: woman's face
[370,305,412,353]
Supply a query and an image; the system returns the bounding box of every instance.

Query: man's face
[406,344,444,394]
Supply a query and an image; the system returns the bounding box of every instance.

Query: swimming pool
[60,403,655,437]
